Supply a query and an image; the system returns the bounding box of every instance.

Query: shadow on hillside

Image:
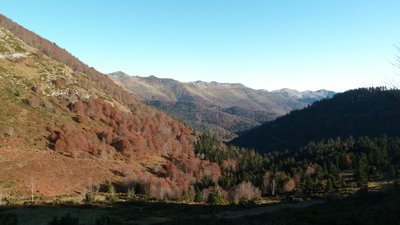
[0,186,399,225]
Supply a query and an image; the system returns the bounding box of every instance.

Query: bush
[105,194,119,202]
[105,182,118,202]
[4,196,17,205]
[126,187,135,199]
[84,192,95,204]
[51,197,62,205]
[232,181,261,204]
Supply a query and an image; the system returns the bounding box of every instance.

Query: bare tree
[232,181,261,203]
[88,177,93,193]
[271,178,276,196]
[0,189,3,205]
[29,176,36,204]
[262,171,271,194]
[387,45,400,89]
[396,46,400,89]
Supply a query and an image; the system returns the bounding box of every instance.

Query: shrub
[12,88,20,97]
[3,127,14,137]
[107,182,115,196]
[127,187,135,199]
[232,181,261,204]
[51,197,61,205]
[4,196,17,205]
[105,194,119,202]
[84,192,95,204]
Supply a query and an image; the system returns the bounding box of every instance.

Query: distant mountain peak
[272,88,303,99]
[187,80,246,88]
[272,88,335,102]
[190,80,211,87]
[108,71,130,78]
[108,71,336,140]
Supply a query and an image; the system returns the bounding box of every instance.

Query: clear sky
[2,1,400,91]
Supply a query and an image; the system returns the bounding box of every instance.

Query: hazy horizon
[2,1,400,92]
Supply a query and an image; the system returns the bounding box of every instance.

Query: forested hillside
[195,134,400,201]
[231,87,400,153]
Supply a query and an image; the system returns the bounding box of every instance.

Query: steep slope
[0,15,220,199]
[109,72,334,140]
[230,87,400,153]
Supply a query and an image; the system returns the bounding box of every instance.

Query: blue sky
[2,1,400,91]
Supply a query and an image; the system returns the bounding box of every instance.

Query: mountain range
[109,71,335,140]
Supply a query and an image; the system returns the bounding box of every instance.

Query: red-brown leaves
[73,114,86,123]
[47,96,220,199]
[112,138,132,156]
[50,125,99,157]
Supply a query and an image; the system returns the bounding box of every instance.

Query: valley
[0,5,399,225]
[109,72,334,140]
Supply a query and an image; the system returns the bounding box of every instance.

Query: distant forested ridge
[231,87,400,153]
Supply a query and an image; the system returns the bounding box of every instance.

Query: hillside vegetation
[231,87,400,153]
[0,14,221,200]
[109,71,334,140]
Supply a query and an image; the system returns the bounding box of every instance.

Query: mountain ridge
[108,71,335,140]
[230,87,400,153]
[110,71,334,99]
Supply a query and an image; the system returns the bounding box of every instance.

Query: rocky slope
[109,71,335,140]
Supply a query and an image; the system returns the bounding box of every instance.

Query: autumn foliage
[47,97,194,158]
[45,96,224,200]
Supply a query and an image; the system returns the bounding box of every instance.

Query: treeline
[195,134,400,201]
